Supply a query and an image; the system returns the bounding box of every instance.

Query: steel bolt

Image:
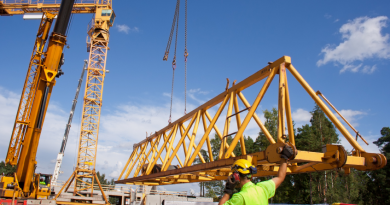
[277,147,283,154]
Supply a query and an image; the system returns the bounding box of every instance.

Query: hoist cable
[168,0,180,123]
[184,0,188,115]
[164,0,180,61]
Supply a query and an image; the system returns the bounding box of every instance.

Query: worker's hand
[280,145,294,160]
[224,174,238,195]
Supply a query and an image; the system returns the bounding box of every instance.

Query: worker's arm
[219,175,239,205]
[272,144,293,188]
[272,158,288,189]
[218,193,230,205]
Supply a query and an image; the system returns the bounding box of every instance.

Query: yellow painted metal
[184,110,201,166]
[287,64,365,153]
[5,13,55,167]
[187,94,230,165]
[179,126,189,157]
[202,112,214,161]
[317,91,369,145]
[117,56,385,185]
[205,111,236,157]
[233,92,246,155]
[2,10,68,198]
[146,125,179,175]
[237,92,275,144]
[283,68,295,145]
[224,61,279,158]
[277,63,286,143]
[161,127,179,171]
[180,124,206,163]
[220,92,234,159]
[134,138,159,177]
[54,2,114,204]
[2,0,114,202]
[0,0,105,15]
[118,146,138,179]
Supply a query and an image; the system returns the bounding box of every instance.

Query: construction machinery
[0,0,76,200]
[0,0,115,203]
[116,56,387,186]
[51,60,88,188]
[54,2,115,204]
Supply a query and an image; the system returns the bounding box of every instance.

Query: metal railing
[54,181,132,193]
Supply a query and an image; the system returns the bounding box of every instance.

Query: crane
[0,0,115,203]
[51,60,88,188]
[116,56,387,186]
[0,0,76,199]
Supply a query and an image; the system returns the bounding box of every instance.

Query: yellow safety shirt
[223,180,275,205]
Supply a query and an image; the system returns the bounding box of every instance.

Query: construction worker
[219,145,293,205]
[40,178,46,185]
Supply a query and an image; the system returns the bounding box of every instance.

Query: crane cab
[87,7,115,51]
[94,7,116,30]
[34,173,52,199]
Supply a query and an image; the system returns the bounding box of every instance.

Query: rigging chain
[163,0,180,61]
[168,0,180,123]
[184,0,188,115]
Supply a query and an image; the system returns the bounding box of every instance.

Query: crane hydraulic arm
[1,0,76,199]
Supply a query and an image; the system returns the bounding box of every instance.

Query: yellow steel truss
[5,12,55,167]
[0,0,111,15]
[116,56,387,186]
[55,3,113,204]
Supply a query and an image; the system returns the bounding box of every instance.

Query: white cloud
[317,16,390,73]
[334,19,340,23]
[187,88,210,104]
[324,14,332,19]
[362,65,377,74]
[340,135,380,153]
[109,161,123,178]
[336,109,366,127]
[292,108,312,123]
[115,24,139,34]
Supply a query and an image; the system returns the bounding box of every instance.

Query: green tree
[361,127,390,204]
[94,171,114,185]
[292,105,342,204]
[254,108,278,151]
[0,161,17,176]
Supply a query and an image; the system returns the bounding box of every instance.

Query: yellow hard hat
[231,159,253,174]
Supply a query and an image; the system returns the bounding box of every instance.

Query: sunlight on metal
[116,56,387,185]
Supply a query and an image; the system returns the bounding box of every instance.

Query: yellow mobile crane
[0,0,115,202]
[0,0,76,200]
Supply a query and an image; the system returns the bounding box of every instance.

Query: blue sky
[1,0,390,194]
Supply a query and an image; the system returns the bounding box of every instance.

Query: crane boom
[1,0,76,199]
[51,60,88,187]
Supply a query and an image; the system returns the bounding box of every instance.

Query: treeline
[195,105,390,204]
